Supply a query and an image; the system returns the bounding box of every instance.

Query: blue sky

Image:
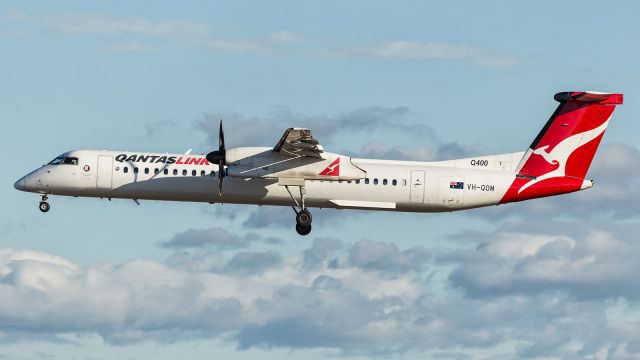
[2,1,640,359]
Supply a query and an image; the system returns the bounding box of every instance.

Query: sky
[1,1,640,359]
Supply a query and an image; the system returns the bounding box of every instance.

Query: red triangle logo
[319,158,340,176]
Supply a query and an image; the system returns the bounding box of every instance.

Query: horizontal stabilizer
[554,91,623,105]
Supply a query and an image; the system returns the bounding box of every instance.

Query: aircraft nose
[14,177,26,191]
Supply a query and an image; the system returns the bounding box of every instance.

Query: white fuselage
[15,149,530,213]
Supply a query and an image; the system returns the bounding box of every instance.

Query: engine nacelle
[225,147,366,180]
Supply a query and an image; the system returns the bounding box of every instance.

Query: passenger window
[373,178,378,185]
[364,178,370,185]
[144,168,149,174]
[164,169,168,175]
[201,170,206,176]
[134,167,139,174]
[392,179,397,186]
[173,169,178,175]
[123,167,128,174]
[154,168,159,174]
[383,179,388,185]
[210,171,215,176]
[192,170,197,176]
[182,169,187,176]
[355,179,360,184]
[402,179,407,186]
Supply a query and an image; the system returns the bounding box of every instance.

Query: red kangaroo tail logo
[500,91,623,204]
[319,158,340,176]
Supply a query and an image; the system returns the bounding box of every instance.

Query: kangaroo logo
[319,158,340,176]
[519,118,610,193]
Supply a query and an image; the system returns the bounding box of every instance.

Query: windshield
[48,157,65,165]
[48,156,78,165]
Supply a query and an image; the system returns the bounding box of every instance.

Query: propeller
[206,120,226,195]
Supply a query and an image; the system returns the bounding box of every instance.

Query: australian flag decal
[450,181,464,189]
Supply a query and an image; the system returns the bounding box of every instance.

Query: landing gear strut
[39,194,50,213]
[285,185,313,236]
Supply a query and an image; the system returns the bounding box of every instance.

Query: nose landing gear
[39,195,50,213]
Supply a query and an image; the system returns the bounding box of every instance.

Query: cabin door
[410,170,425,203]
[97,156,113,190]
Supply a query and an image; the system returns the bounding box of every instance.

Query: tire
[296,209,312,226]
[39,202,50,213]
[295,224,312,236]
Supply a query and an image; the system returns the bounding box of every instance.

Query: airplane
[14,91,623,235]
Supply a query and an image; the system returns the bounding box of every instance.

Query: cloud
[9,13,307,55]
[159,227,261,250]
[49,14,211,40]
[347,240,430,274]
[440,220,640,300]
[242,205,366,229]
[267,31,309,45]
[350,41,516,68]
[5,12,517,68]
[144,119,178,137]
[204,39,268,54]
[107,41,157,52]
[195,105,435,150]
[222,250,283,275]
[357,140,486,161]
[302,237,344,270]
[3,231,640,358]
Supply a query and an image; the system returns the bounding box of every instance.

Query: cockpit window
[48,156,79,165]
[48,157,65,165]
[63,157,78,165]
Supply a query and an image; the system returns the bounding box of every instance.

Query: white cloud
[3,232,640,358]
[159,227,266,250]
[107,41,156,52]
[16,13,305,55]
[442,221,640,300]
[267,31,309,44]
[355,41,516,68]
[49,14,210,40]
[196,105,432,150]
[204,39,268,54]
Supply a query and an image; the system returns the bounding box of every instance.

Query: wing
[273,128,326,159]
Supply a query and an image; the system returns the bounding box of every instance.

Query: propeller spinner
[206,120,226,195]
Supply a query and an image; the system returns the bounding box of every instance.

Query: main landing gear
[285,185,313,236]
[39,194,50,213]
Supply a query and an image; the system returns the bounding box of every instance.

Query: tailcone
[580,179,594,190]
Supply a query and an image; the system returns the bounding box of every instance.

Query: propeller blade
[219,120,225,151]
[218,160,224,195]
[206,119,227,165]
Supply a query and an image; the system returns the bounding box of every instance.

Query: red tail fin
[500,91,623,204]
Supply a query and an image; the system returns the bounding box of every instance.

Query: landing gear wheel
[296,224,312,236]
[39,201,50,213]
[296,209,312,226]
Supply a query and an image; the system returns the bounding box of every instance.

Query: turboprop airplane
[14,91,623,235]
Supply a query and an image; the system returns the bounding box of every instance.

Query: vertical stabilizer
[500,91,623,203]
